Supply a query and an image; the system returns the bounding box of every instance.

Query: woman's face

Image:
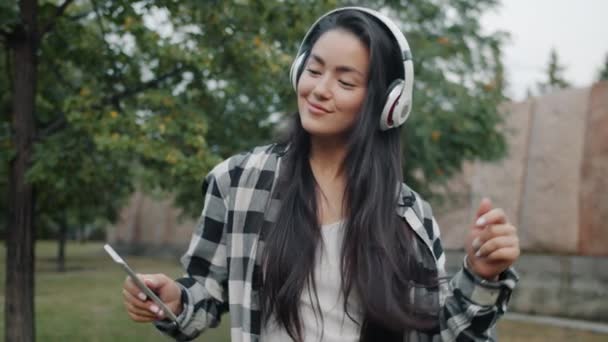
[297,29,369,140]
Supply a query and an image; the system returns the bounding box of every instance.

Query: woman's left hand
[465,198,520,280]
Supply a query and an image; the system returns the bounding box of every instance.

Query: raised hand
[465,198,520,280]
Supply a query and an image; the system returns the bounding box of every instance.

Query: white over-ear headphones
[290,6,414,131]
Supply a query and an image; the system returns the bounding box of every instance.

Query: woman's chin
[304,128,350,143]
[301,118,330,136]
[300,110,356,138]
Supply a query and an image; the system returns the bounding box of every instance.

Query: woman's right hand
[122,273,183,322]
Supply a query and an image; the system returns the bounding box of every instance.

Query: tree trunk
[6,0,38,341]
[57,219,67,272]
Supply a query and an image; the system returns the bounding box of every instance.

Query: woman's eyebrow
[310,53,365,77]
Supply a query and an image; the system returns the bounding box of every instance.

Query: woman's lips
[307,100,331,115]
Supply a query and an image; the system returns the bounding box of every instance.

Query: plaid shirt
[155,144,518,341]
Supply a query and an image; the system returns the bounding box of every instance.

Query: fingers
[140,274,173,297]
[123,289,159,321]
[485,246,520,261]
[472,223,518,257]
[467,202,520,279]
[475,235,519,258]
[476,223,516,244]
[143,274,161,288]
[123,287,157,314]
[475,207,507,227]
[148,274,182,304]
[475,197,493,219]
[124,274,145,299]
[123,273,167,323]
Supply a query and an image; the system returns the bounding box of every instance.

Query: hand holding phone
[104,244,180,324]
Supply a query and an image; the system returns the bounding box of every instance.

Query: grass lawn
[0,241,606,341]
[0,241,230,341]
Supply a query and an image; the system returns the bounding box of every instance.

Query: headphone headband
[290,7,415,130]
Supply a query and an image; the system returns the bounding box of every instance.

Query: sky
[481,0,608,101]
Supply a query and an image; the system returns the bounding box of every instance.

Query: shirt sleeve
[154,169,230,341]
[433,216,520,342]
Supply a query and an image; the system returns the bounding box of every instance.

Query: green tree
[370,0,510,194]
[598,52,608,81]
[1,1,338,340]
[537,47,571,94]
[27,124,134,271]
[2,0,508,340]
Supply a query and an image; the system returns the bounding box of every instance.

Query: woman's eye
[339,80,355,88]
[306,68,321,76]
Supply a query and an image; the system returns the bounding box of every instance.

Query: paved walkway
[505,313,608,334]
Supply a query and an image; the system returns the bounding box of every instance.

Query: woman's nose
[312,76,332,100]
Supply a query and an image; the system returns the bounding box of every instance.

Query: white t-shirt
[261,221,362,342]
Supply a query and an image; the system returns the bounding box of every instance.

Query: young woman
[122,7,520,342]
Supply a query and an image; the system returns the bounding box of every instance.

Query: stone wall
[579,82,608,255]
[434,81,608,256]
[445,251,608,323]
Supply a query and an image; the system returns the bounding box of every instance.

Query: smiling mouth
[307,100,331,114]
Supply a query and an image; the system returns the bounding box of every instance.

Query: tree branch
[40,0,76,37]
[90,0,123,91]
[37,115,67,140]
[67,10,93,22]
[90,0,108,39]
[45,33,79,91]
[101,66,187,106]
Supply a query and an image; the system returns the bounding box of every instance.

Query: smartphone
[103,244,179,324]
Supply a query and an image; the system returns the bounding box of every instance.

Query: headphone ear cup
[395,59,415,126]
[290,53,308,91]
[380,79,404,131]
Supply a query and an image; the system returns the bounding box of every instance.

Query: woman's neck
[308,135,348,180]
[309,135,348,225]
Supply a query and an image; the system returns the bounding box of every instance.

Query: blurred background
[1,0,607,341]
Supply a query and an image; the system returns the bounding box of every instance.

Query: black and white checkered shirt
[155,144,518,341]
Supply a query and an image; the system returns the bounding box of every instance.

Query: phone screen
[103,244,179,324]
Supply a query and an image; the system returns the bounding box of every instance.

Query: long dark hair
[261,10,439,341]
